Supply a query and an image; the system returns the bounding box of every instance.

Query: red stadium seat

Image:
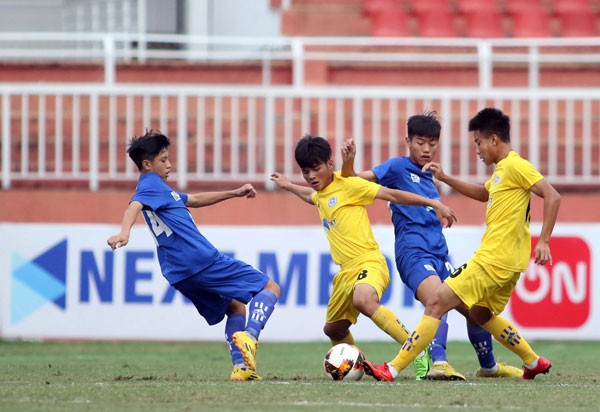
[511,9,553,37]
[503,0,548,12]
[463,10,506,38]
[456,0,500,12]
[363,0,405,16]
[370,8,411,36]
[557,11,598,36]
[415,10,459,37]
[408,0,453,13]
[551,0,593,13]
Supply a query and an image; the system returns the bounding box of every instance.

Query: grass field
[1,340,599,412]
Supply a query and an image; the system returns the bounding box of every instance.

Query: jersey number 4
[144,210,173,240]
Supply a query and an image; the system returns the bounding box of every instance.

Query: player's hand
[341,138,356,162]
[434,202,457,228]
[533,239,552,266]
[235,183,257,199]
[422,161,446,182]
[270,172,290,189]
[107,234,128,250]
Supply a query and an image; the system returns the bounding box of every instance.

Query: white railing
[1,83,599,192]
[1,33,600,88]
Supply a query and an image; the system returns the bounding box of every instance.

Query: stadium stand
[461,8,507,38]
[509,8,554,37]
[414,9,459,37]
[369,7,411,36]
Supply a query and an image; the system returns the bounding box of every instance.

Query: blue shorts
[173,253,270,325]
[396,251,454,299]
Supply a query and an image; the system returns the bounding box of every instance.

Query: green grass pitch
[1,340,599,411]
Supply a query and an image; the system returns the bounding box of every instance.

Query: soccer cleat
[413,347,431,381]
[476,363,524,378]
[425,362,466,381]
[522,356,552,380]
[232,331,258,371]
[230,365,262,381]
[362,360,395,382]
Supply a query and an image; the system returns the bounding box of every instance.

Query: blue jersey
[131,172,220,284]
[372,157,448,259]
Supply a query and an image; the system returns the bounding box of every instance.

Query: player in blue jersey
[341,112,522,380]
[107,131,280,382]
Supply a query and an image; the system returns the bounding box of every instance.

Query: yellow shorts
[326,251,390,324]
[444,257,521,315]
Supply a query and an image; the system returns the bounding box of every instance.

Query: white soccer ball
[323,343,365,381]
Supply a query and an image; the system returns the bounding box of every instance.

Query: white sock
[386,363,399,379]
[525,358,539,369]
[480,364,499,374]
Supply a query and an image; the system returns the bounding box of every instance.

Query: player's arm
[340,138,378,181]
[107,200,143,250]
[422,161,488,202]
[376,186,457,228]
[185,184,257,208]
[530,178,561,266]
[270,172,315,204]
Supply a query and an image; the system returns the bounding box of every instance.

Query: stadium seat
[408,0,453,13]
[363,0,405,16]
[503,0,549,12]
[456,0,500,12]
[551,0,594,13]
[462,9,506,38]
[370,8,411,36]
[510,9,553,37]
[415,10,459,37]
[557,11,598,36]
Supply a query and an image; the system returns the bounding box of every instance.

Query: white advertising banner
[0,223,596,341]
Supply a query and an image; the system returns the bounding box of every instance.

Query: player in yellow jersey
[362,108,561,381]
[270,134,457,361]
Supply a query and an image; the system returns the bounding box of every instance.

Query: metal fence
[1,33,599,88]
[1,83,599,192]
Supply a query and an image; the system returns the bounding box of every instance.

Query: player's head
[406,111,441,167]
[295,134,334,191]
[468,108,510,142]
[127,130,172,180]
[468,108,510,166]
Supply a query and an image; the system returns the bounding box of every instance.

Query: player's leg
[226,300,262,381]
[244,278,280,339]
[471,272,551,380]
[363,283,459,381]
[323,319,354,346]
[232,276,280,371]
[351,255,410,345]
[324,271,358,345]
[465,309,523,378]
[172,278,257,380]
[405,257,464,380]
[196,254,280,371]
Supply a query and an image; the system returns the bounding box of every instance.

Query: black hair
[294,134,332,169]
[407,111,441,139]
[468,108,510,142]
[127,130,170,171]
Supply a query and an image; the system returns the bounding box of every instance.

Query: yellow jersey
[476,151,543,272]
[312,172,381,267]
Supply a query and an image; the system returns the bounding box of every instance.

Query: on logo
[511,236,590,328]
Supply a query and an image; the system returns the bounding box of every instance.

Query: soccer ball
[323,343,365,381]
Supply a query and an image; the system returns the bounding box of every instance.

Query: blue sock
[225,313,246,366]
[430,314,449,363]
[467,322,496,369]
[245,290,278,339]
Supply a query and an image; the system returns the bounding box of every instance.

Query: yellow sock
[389,315,439,373]
[371,305,410,344]
[482,315,538,365]
[331,331,355,346]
